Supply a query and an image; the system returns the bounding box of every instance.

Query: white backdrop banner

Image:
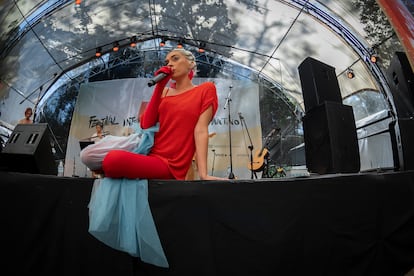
[65,78,261,179]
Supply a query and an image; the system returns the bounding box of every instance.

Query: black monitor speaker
[302,102,360,174]
[386,51,414,118]
[0,123,57,175]
[298,57,342,112]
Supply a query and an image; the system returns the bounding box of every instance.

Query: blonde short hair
[170,48,197,73]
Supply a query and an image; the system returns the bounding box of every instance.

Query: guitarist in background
[247,128,279,176]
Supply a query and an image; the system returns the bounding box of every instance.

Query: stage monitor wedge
[1,123,57,175]
[298,57,342,112]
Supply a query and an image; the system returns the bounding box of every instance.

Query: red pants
[102,150,174,179]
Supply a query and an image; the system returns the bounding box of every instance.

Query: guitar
[247,128,277,172]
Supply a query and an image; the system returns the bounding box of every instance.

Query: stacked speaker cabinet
[389,119,414,170]
[299,57,360,174]
[302,102,360,174]
[298,57,343,112]
[387,51,414,118]
[386,51,414,170]
[0,123,57,175]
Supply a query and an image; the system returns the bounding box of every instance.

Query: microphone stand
[72,155,79,177]
[239,112,256,179]
[223,85,235,179]
[32,85,43,122]
[211,149,216,176]
[37,111,64,158]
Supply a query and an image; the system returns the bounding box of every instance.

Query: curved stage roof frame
[0,0,407,126]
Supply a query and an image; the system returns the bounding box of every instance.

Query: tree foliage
[353,0,403,67]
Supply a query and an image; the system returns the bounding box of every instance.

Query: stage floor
[1,170,414,275]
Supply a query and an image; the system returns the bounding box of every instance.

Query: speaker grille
[303,102,360,174]
[298,57,342,112]
[386,51,414,118]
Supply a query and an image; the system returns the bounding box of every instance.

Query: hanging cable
[259,0,310,75]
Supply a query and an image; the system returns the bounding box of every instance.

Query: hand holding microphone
[147,72,168,87]
[147,66,172,87]
[141,66,173,128]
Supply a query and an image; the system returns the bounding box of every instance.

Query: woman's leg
[102,150,174,179]
[80,134,142,172]
[80,144,107,171]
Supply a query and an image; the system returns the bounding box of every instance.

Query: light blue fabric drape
[88,124,169,268]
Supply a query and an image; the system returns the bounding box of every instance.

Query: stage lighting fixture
[112,42,120,52]
[346,68,355,79]
[160,39,166,47]
[198,42,206,53]
[95,47,102,57]
[129,36,137,47]
[370,54,379,63]
[177,40,183,48]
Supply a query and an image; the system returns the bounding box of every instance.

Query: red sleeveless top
[148,82,218,179]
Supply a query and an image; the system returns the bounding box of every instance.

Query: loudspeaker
[386,51,414,118]
[298,57,342,112]
[389,118,414,170]
[1,123,57,175]
[303,102,360,174]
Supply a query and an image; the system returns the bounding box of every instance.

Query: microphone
[223,85,233,109]
[147,73,169,87]
[238,112,244,120]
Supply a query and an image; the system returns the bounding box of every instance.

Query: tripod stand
[238,112,257,179]
[261,154,271,178]
[224,85,235,179]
